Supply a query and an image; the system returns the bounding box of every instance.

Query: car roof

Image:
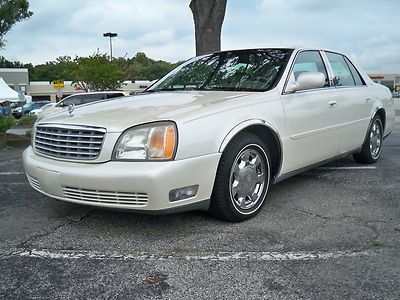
[210,47,344,55]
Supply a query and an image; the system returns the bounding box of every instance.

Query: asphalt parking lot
[1,109,399,299]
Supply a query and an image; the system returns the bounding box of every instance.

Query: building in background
[0,68,151,102]
[368,73,400,92]
[0,68,29,95]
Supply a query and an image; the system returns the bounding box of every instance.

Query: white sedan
[29,103,55,115]
[23,47,395,222]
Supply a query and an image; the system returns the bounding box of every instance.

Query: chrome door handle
[328,100,337,106]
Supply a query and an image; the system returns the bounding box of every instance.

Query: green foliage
[29,56,74,82]
[0,0,33,48]
[128,52,182,81]
[68,53,124,91]
[16,114,36,126]
[0,115,15,133]
[0,52,182,83]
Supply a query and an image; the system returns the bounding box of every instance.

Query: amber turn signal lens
[164,125,176,159]
[148,124,176,160]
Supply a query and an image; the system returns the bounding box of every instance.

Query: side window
[326,52,355,86]
[288,51,329,90]
[81,94,105,104]
[59,96,80,107]
[343,57,365,86]
[106,93,123,99]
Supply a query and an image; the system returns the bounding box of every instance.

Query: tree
[189,0,227,56]
[1,52,180,82]
[127,52,181,81]
[29,56,74,82]
[0,0,33,48]
[68,53,124,92]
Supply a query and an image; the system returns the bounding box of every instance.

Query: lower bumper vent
[62,186,149,206]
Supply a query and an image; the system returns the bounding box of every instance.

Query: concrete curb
[0,134,31,149]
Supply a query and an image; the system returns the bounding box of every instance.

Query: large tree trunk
[190,0,227,56]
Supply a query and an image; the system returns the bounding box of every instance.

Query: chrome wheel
[369,119,382,159]
[229,145,269,212]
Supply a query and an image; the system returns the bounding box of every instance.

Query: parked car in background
[29,103,55,115]
[41,91,129,116]
[22,101,51,115]
[11,106,23,119]
[23,47,395,222]
[10,101,25,118]
[11,101,50,118]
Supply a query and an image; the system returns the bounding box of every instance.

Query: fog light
[169,185,199,202]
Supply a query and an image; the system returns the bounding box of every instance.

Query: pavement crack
[292,208,331,220]
[69,209,96,223]
[80,209,95,222]
[16,219,73,249]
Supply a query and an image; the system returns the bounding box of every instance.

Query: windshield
[149,49,292,92]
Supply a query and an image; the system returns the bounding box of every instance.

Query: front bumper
[23,146,221,213]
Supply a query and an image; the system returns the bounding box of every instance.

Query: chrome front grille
[27,174,41,191]
[34,125,106,160]
[62,186,149,206]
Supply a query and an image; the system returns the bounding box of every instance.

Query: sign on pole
[53,80,64,89]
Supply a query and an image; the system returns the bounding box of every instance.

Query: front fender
[219,119,280,152]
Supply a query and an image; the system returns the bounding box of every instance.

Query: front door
[280,50,340,173]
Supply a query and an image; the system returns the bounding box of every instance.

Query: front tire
[209,133,271,222]
[353,115,383,164]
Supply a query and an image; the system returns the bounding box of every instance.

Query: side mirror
[286,72,326,93]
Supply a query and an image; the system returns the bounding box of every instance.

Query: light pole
[103,32,118,61]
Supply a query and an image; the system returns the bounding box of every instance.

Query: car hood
[38,91,257,132]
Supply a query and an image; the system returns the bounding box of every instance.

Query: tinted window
[59,95,82,107]
[106,93,124,99]
[57,94,106,106]
[326,52,355,86]
[343,57,365,86]
[80,94,105,104]
[288,51,329,90]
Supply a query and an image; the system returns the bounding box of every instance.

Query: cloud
[0,0,399,73]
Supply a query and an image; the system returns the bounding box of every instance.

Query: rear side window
[81,94,105,104]
[287,50,329,90]
[343,57,365,86]
[106,93,124,99]
[326,52,356,86]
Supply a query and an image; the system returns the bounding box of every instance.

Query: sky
[1,0,399,72]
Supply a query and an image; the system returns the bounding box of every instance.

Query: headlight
[113,122,177,160]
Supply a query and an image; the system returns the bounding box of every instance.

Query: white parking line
[317,166,377,170]
[0,172,25,175]
[5,248,377,262]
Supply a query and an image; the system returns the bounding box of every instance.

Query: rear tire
[353,115,383,164]
[209,133,271,222]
